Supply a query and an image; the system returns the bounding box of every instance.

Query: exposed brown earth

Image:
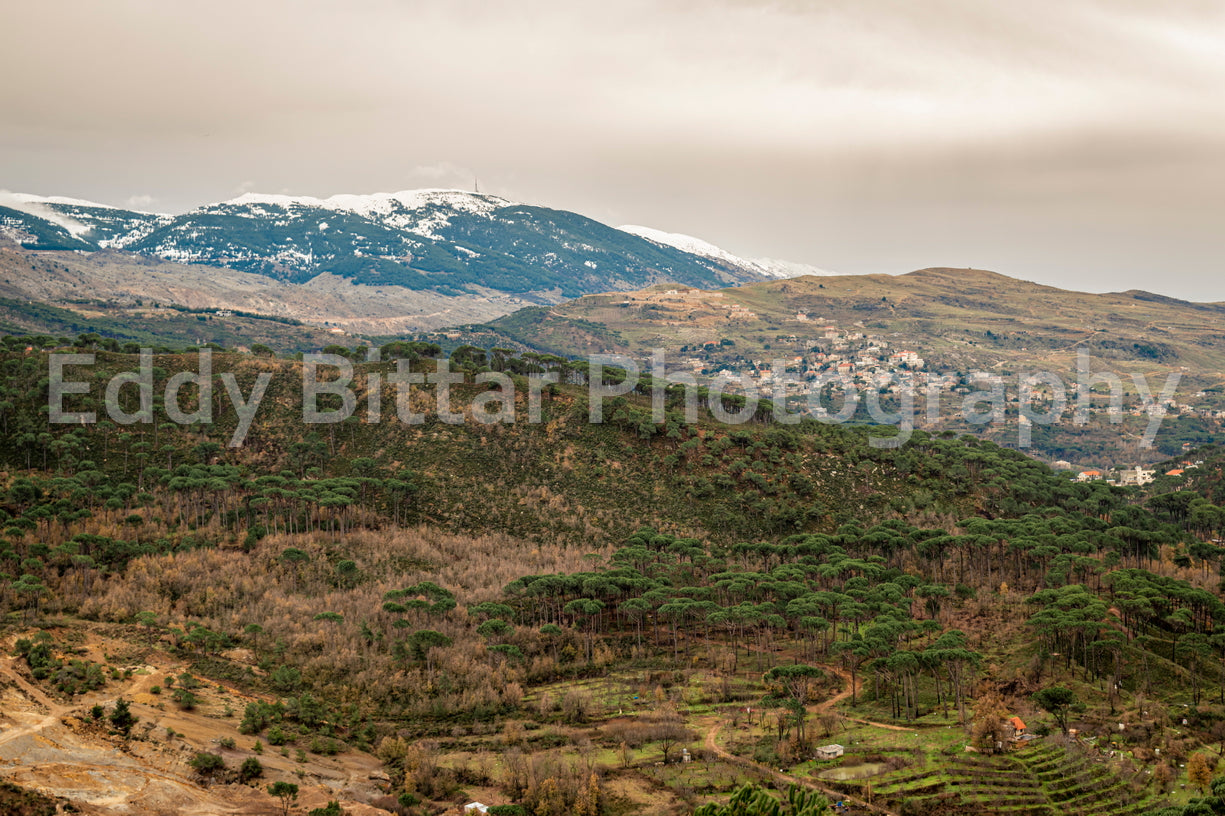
[0,634,392,815]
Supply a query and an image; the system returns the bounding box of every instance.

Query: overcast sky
[3,0,1223,300]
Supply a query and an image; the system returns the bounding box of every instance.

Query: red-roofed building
[1008,716,1027,737]
[1166,469,1185,476]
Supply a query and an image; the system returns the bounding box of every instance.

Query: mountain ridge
[619,223,828,280]
[0,189,818,306]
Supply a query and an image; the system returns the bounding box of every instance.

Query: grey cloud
[1,0,1222,300]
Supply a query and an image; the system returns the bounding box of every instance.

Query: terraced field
[829,741,1173,815]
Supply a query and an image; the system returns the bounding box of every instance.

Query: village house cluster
[1072,459,1203,486]
[683,323,929,399]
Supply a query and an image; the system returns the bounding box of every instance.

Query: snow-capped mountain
[219,189,511,239]
[0,189,823,303]
[619,225,834,279]
[0,192,168,250]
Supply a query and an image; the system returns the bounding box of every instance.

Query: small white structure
[464,804,489,814]
[681,747,692,762]
[815,744,845,760]
[1117,466,1156,487]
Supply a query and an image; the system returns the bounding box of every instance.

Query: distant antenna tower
[474,178,480,194]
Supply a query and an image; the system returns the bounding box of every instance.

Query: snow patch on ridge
[0,192,100,237]
[216,189,518,239]
[221,189,514,217]
[5,193,119,209]
[748,257,837,279]
[619,225,833,279]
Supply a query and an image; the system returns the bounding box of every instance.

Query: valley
[6,2,1224,814]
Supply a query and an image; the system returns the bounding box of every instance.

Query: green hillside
[1,346,1224,816]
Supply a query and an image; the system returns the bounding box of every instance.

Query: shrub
[189,751,226,782]
[240,700,279,734]
[270,665,302,693]
[561,688,592,723]
[308,802,344,816]
[172,688,199,710]
[14,633,57,679]
[238,757,263,783]
[309,736,342,756]
[53,659,107,696]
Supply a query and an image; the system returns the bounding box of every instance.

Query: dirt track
[697,659,936,816]
[703,719,899,816]
[815,663,919,733]
[0,639,390,815]
[0,655,68,748]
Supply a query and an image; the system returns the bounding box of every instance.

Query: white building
[1117,466,1156,487]
[815,744,845,760]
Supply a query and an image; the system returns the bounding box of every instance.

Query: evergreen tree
[109,697,137,738]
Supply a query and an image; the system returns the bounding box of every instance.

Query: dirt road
[813,663,919,732]
[698,658,921,815]
[0,655,72,749]
[703,719,899,816]
[0,640,387,815]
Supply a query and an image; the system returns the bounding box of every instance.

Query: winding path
[703,719,899,816]
[814,663,920,733]
[699,657,931,815]
[0,652,247,815]
[0,655,72,748]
